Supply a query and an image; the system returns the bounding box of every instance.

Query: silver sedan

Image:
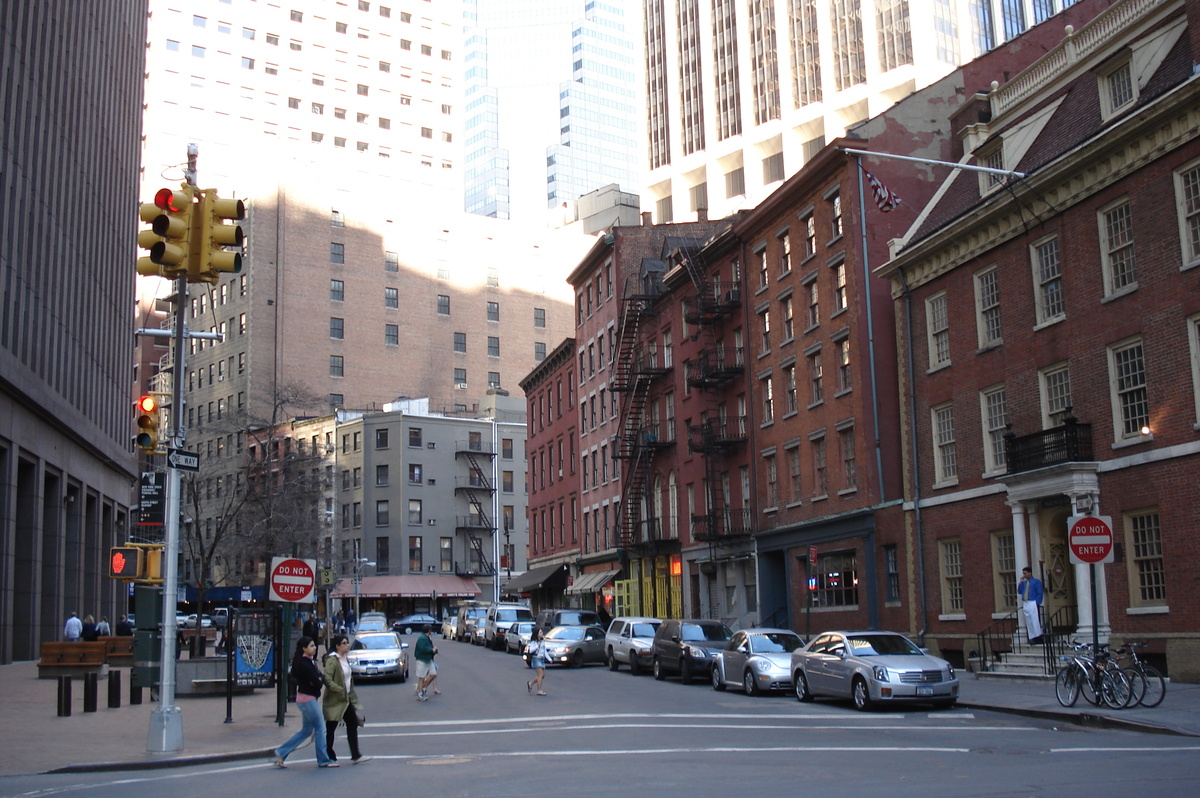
[711,628,804,695]
[542,625,607,667]
[791,630,958,710]
[347,631,410,682]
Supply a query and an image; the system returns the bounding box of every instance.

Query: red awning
[329,575,481,599]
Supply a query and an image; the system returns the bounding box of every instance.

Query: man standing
[414,625,438,701]
[1018,566,1044,644]
[64,612,82,642]
[115,615,134,636]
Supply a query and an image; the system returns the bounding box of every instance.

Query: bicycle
[1054,643,1131,708]
[1114,641,1166,708]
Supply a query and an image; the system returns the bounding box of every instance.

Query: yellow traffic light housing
[109,546,144,580]
[140,546,163,584]
[193,190,245,285]
[135,395,161,453]
[137,185,197,278]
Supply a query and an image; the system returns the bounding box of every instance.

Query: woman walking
[272,637,338,768]
[525,628,548,696]
[323,635,371,764]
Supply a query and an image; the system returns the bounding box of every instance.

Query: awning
[500,563,567,595]
[329,575,481,599]
[566,568,622,595]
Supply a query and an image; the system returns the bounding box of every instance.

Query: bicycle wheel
[1122,667,1146,707]
[1099,669,1131,709]
[1138,665,1166,708]
[1055,665,1080,707]
[1080,666,1100,706]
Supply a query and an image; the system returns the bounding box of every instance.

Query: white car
[711,628,804,695]
[791,631,958,710]
[182,614,213,629]
[605,616,661,674]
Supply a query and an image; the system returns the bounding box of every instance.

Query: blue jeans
[276,698,333,765]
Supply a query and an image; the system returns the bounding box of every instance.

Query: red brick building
[878,0,1200,678]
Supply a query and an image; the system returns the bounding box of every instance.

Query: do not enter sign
[269,557,318,603]
[1067,515,1115,565]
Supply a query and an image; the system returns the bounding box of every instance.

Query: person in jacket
[81,615,99,642]
[272,636,338,768]
[322,635,370,764]
[414,625,438,701]
[63,612,82,642]
[525,628,548,696]
[1019,566,1045,644]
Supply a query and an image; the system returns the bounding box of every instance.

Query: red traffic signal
[135,395,161,453]
[110,546,143,579]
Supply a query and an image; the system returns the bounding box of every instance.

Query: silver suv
[484,603,533,650]
[605,616,661,674]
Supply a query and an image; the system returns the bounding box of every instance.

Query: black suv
[533,608,601,639]
[651,619,734,684]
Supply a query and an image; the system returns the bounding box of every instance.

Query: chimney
[641,211,653,226]
[696,207,708,222]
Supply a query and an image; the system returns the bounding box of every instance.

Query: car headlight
[947,665,955,679]
[684,646,712,659]
[548,645,569,655]
[872,665,889,682]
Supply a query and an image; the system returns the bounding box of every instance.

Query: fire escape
[454,437,494,576]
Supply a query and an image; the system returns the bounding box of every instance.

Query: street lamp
[353,557,375,629]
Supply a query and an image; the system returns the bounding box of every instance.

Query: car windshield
[466,608,487,619]
[848,634,922,656]
[547,627,585,641]
[495,608,533,623]
[681,623,733,642]
[557,612,596,625]
[630,622,660,637]
[512,623,533,634]
[750,633,804,653]
[352,635,400,651]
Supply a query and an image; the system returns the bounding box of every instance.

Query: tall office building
[0,1,145,663]
[463,0,642,221]
[642,0,1088,222]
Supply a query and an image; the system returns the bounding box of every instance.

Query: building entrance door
[1039,507,1078,632]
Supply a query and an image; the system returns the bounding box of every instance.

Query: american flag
[866,171,900,212]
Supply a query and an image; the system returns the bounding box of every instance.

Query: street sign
[137,472,165,527]
[167,448,199,471]
[808,545,818,565]
[1067,514,1115,565]
[268,557,317,603]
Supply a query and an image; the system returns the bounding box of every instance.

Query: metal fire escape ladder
[456,450,495,576]
[612,291,655,549]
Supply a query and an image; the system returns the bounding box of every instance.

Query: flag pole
[841,147,1026,179]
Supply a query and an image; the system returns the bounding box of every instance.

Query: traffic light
[137,185,197,278]
[110,546,144,580]
[140,546,163,584]
[135,395,160,453]
[192,190,245,285]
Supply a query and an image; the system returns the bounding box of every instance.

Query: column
[1007,499,1029,638]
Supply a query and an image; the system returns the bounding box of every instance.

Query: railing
[455,439,495,456]
[684,347,745,388]
[1004,415,1092,475]
[1042,604,1079,675]
[687,416,749,452]
[455,515,492,531]
[454,475,493,491]
[975,611,1019,672]
[692,508,754,540]
[682,280,742,324]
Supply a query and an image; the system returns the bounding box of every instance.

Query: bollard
[129,670,142,705]
[108,670,121,708]
[83,672,98,712]
[57,676,72,717]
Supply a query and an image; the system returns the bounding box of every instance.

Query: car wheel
[743,670,760,696]
[571,649,584,668]
[680,660,693,685]
[711,665,725,691]
[852,677,874,711]
[629,654,640,676]
[607,649,619,671]
[404,626,414,635]
[794,671,814,703]
[653,657,665,681]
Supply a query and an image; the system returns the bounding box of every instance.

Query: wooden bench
[98,636,134,666]
[37,642,108,679]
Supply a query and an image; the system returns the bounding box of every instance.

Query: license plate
[366,668,378,675]
[916,685,933,697]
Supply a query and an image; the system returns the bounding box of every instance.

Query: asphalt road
[3,636,1199,798]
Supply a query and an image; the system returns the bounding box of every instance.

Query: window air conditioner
[428,478,436,485]
[427,519,437,526]
[456,382,468,389]
[427,565,436,572]
[427,442,436,449]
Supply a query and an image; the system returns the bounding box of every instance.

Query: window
[1190,314,1200,424]
[981,386,1007,473]
[831,260,847,312]
[409,536,422,571]
[331,279,344,302]
[241,57,255,69]
[454,367,467,385]
[1125,509,1165,607]
[487,336,500,357]
[975,266,1002,347]
[991,531,1017,612]
[780,297,794,340]
[453,332,466,353]
[801,211,816,258]
[407,499,422,525]
[408,463,422,484]
[764,454,778,508]
[437,295,450,315]
[266,34,279,45]
[379,117,391,129]
[440,538,452,571]
[778,233,792,274]
[932,403,957,484]
[166,39,180,51]
[329,355,344,378]
[408,427,422,447]
[312,102,324,115]
[814,551,857,607]
[290,10,303,22]
[760,375,774,424]
[488,372,501,389]
[787,446,802,503]
[757,247,769,289]
[806,278,819,328]
[1040,363,1072,427]
[331,242,344,264]
[336,21,348,34]
[534,342,547,361]
[194,15,207,27]
[1032,236,1065,324]
[191,46,206,58]
[811,434,827,496]
[502,471,514,492]
[828,192,843,239]
[534,307,546,328]
[835,337,851,393]
[502,438,514,459]
[357,84,369,96]
[1109,339,1149,440]
[808,348,823,405]
[376,500,390,526]
[421,44,432,56]
[385,324,398,346]
[330,317,344,339]
[385,251,398,272]
[376,428,389,449]
[1099,57,1135,118]
[420,127,432,139]
[783,364,798,415]
[839,426,856,490]
[1099,200,1137,295]
[939,539,964,614]
[384,288,398,308]
[487,302,499,322]
[926,292,950,368]
[1175,159,1200,268]
[759,309,771,354]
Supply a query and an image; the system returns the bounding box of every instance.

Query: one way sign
[167,448,199,472]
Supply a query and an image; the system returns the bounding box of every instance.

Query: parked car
[346,631,410,682]
[605,616,662,674]
[392,613,439,635]
[651,619,734,683]
[455,602,489,643]
[711,628,804,695]
[182,614,213,629]
[211,607,230,629]
[356,612,389,633]
[542,625,607,667]
[791,631,959,710]
[533,608,601,639]
[485,603,534,650]
[505,622,535,660]
[441,616,458,639]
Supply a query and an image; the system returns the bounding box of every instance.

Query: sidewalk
[1,660,1196,777]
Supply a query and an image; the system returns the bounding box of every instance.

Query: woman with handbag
[272,637,338,768]
[322,634,371,765]
[525,628,548,696]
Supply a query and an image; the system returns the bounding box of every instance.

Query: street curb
[957,701,1197,738]
[43,747,277,775]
